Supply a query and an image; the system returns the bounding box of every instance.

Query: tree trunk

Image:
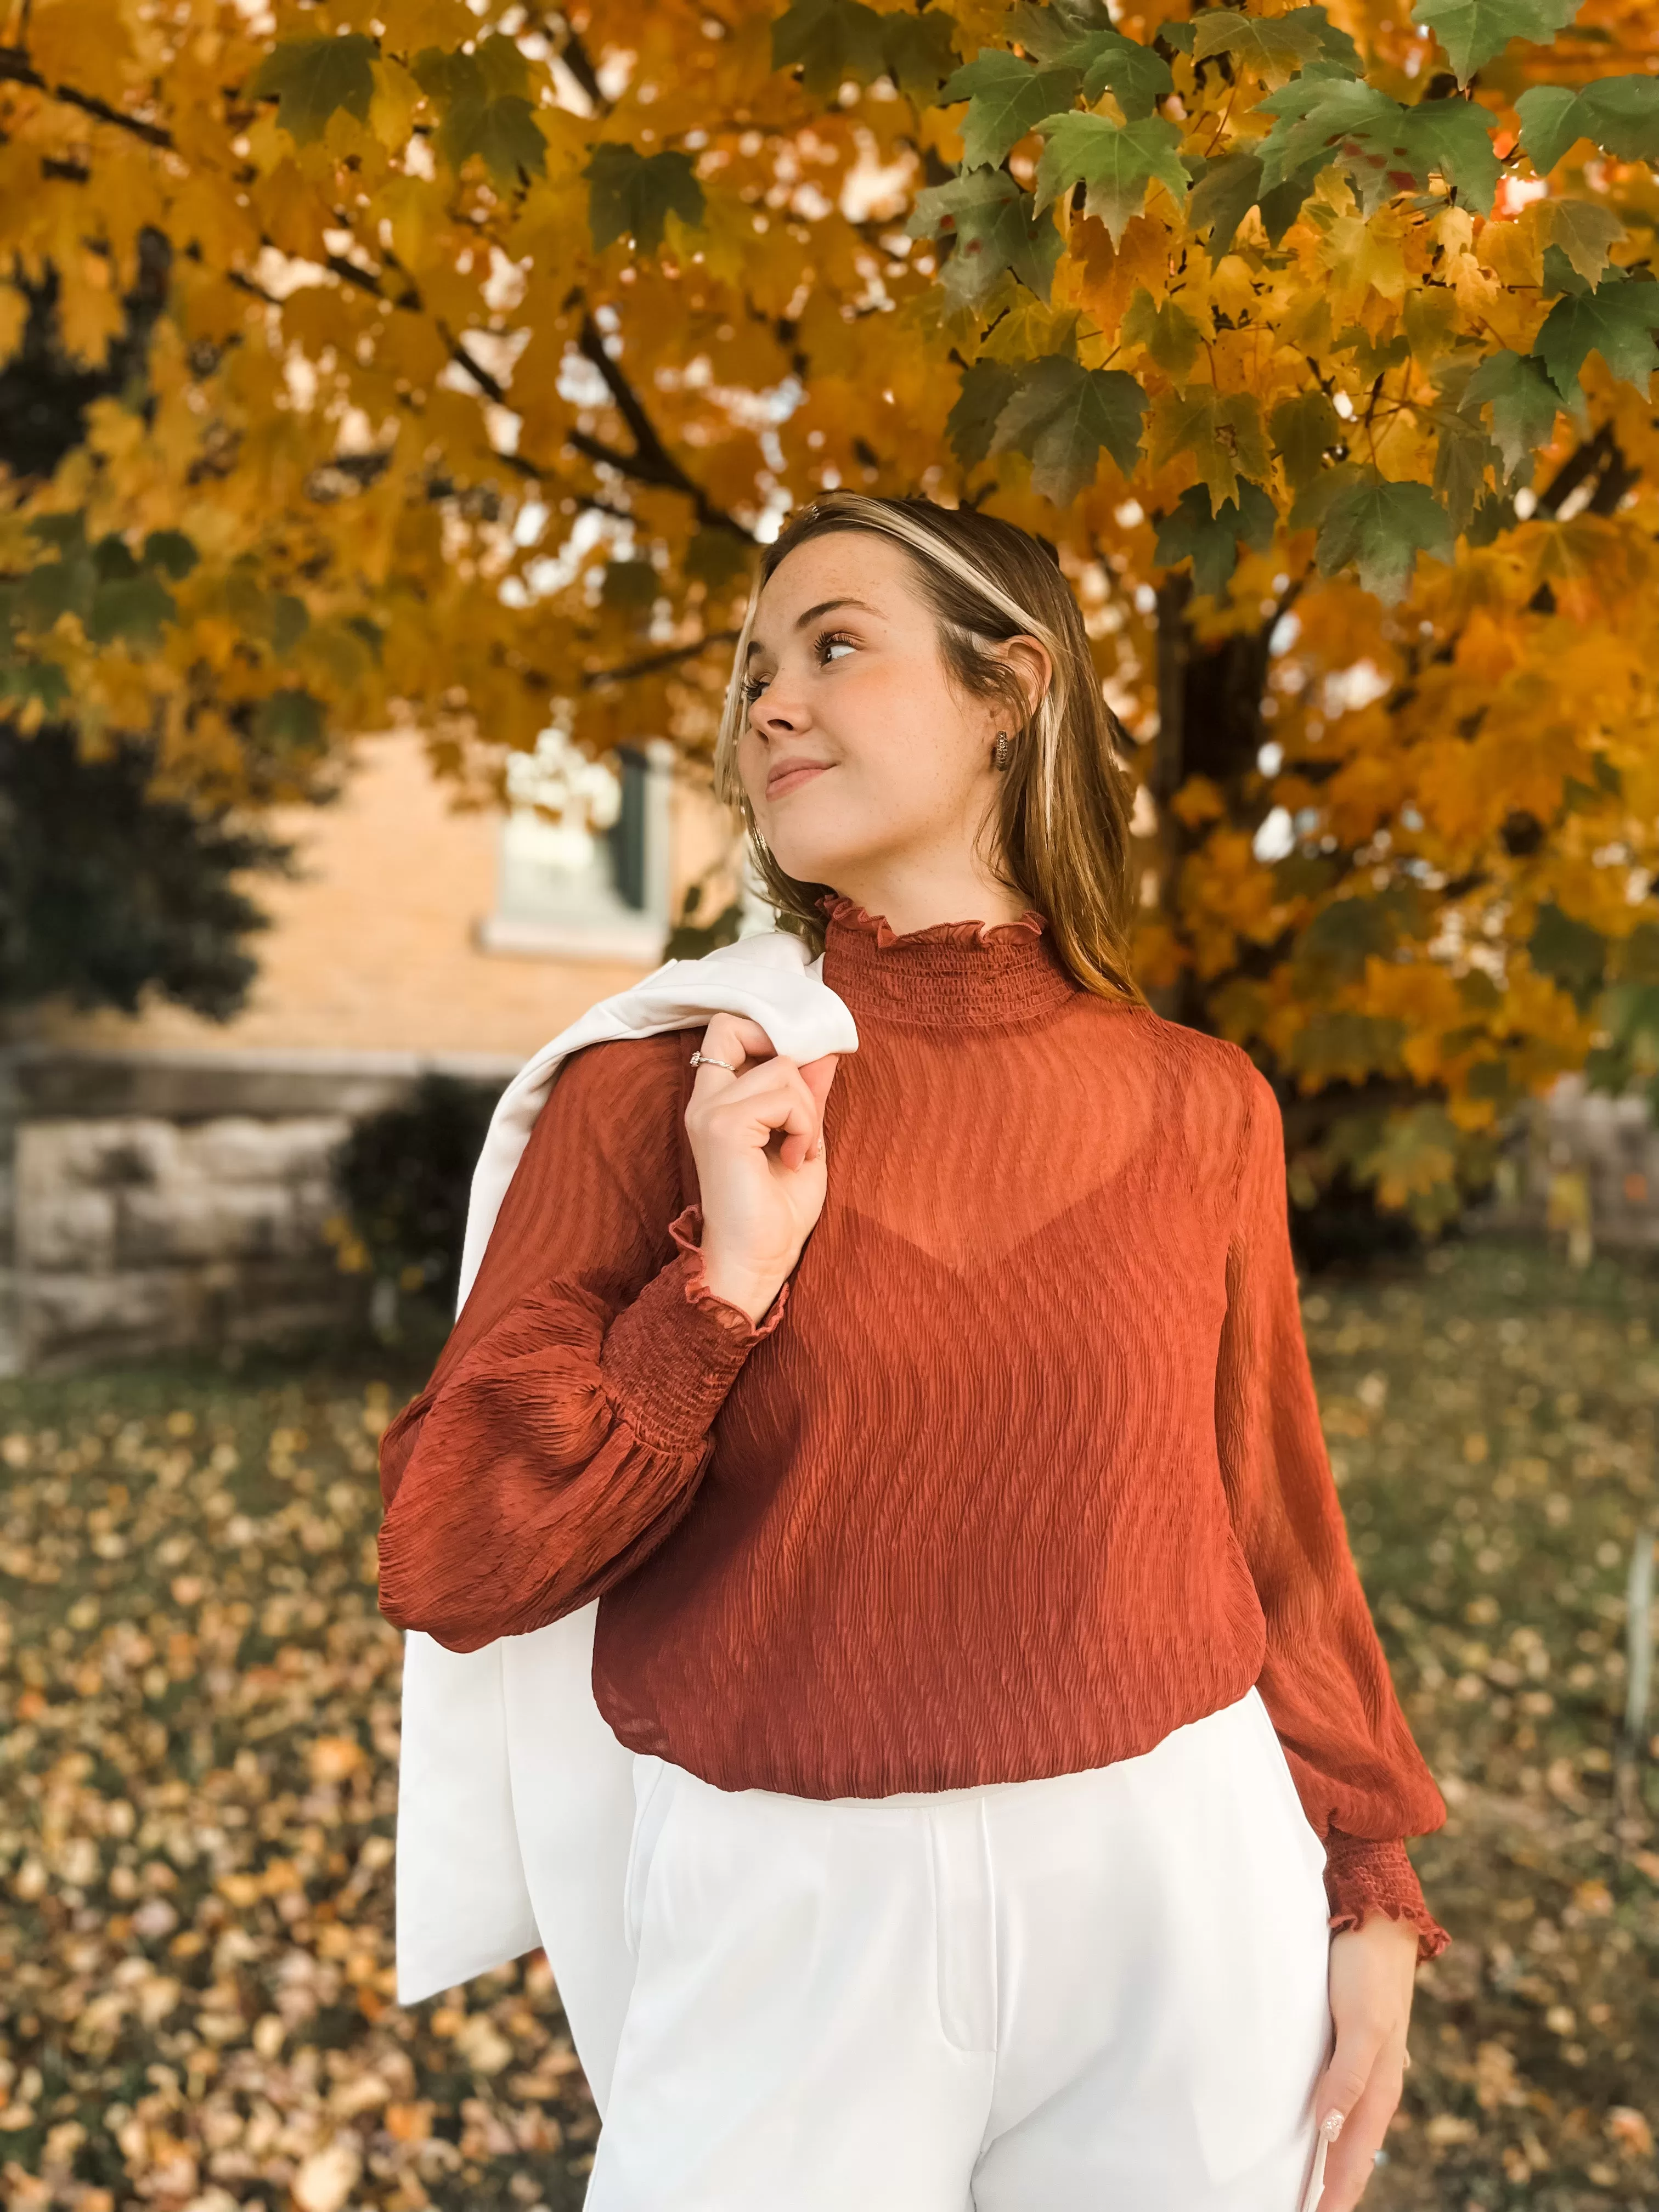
[1147,583,1273,1031]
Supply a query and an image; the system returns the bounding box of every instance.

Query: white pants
[585,1687,1336,2212]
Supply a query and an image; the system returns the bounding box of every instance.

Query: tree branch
[0,45,172,147]
[573,310,755,540]
[548,21,612,115]
[1536,423,1626,520]
[580,630,741,687]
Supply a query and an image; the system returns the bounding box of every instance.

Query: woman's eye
[742,630,856,706]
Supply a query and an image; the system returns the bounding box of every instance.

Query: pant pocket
[1241,1688,1333,1894]
[1181,1697,1335,2186]
[622,1755,679,1962]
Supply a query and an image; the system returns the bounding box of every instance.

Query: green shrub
[329,1073,501,1336]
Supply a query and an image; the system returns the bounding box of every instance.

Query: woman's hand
[684,1010,841,1324]
[1313,1915,1420,2209]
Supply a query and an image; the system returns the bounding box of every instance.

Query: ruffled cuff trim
[1323,1831,1451,1963]
[597,1204,788,1453]
[667,1203,792,1338]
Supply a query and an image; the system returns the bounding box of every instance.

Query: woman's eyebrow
[745,597,882,661]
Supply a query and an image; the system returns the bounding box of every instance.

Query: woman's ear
[999,635,1053,725]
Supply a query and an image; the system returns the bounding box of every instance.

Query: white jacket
[392,926,860,2113]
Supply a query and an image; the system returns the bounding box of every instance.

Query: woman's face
[736,532,1044,898]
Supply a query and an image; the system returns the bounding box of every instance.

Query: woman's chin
[765,832,861,889]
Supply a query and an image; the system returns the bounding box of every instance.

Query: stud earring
[993,731,1011,771]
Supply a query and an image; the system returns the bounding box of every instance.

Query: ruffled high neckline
[816,891,1080,1030]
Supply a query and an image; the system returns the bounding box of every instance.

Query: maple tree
[2,0,1658,1221]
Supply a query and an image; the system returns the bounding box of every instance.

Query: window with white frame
[478,724,675,962]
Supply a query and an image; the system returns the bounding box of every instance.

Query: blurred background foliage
[3,0,1659,1244]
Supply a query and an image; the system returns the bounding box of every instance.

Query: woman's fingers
[698,1063,822,1172]
[693,1011,783,1075]
[1316,2050,1404,2210]
[1310,2011,1390,2212]
[1313,2012,1387,2143]
[691,1017,840,1174]
[1314,1917,1419,2209]
[792,1053,840,1168]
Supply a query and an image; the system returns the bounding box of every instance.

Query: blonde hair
[712,491,1147,1006]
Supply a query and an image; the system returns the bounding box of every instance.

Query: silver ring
[689,1050,738,1072]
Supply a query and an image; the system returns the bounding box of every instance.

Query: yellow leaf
[369,58,424,152]
[1321,213,1407,303]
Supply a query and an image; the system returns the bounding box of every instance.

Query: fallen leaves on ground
[0,1236,1655,2210]
[0,1346,594,2212]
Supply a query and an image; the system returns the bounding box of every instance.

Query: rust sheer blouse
[379,893,1449,1958]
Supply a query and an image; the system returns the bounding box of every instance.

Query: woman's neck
[820,866,1033,940]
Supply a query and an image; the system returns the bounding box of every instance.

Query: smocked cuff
[599,1203,789,1452]
[1324,1831,1451,1963]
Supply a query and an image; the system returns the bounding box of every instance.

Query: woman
[377,492,1448,2212]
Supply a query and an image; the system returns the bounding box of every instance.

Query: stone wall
[0,1046,518,1377]
[4,1046,1656,1377]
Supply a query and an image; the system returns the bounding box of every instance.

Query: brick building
[0,730,751,1374]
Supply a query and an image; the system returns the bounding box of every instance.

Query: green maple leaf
[1190,5,1340,88]
[87,575,177,650]
[1535,273,1659,396]
[1334,323,1409,380]
[1187,151,1263,258]
[459,99,545,185]
[986,355,1149,501]
[947,357,1026,468]
[1257,79,1498,215]
[249,34,376,144]
[1546,199,1624,285]
[1516,74,1659,173]
[1031,111,1188,242]
[1187,149,1319,259]
[413,41,547,184]
[1288,1012,1409,1081]
[1121,287,1204,377]
[907,168,1063,307]
[1410,0,1582,87]
[1529,901,1606,1007]
[771,0,891,97]
[882,9,961,100]
[256,689,326,753]
[143,532,199,581]
[1007,2,1174,114]
[1458,349,1562,475]
[1154,481,1276,596]
[1270,390,1345,493]
[1401,99,1502,213]
[1430,407,1499,529]
[1060,29,1173,118]
[939,51,1086,167]
[1256,77,1393,190]
[583,145,706,253]
[1151,386,1271,510]
[1314,478,1455,602]
[1004,1,1116,62]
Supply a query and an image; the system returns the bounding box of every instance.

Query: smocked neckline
[815,891,1079,1031]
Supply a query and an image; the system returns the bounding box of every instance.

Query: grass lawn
[1,1234,1656,2212]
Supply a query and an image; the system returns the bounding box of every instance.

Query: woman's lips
[766,763,830,799]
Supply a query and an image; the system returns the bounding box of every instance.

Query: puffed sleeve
[376,1028,788,1652]
[1214,1056,1450,1961]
